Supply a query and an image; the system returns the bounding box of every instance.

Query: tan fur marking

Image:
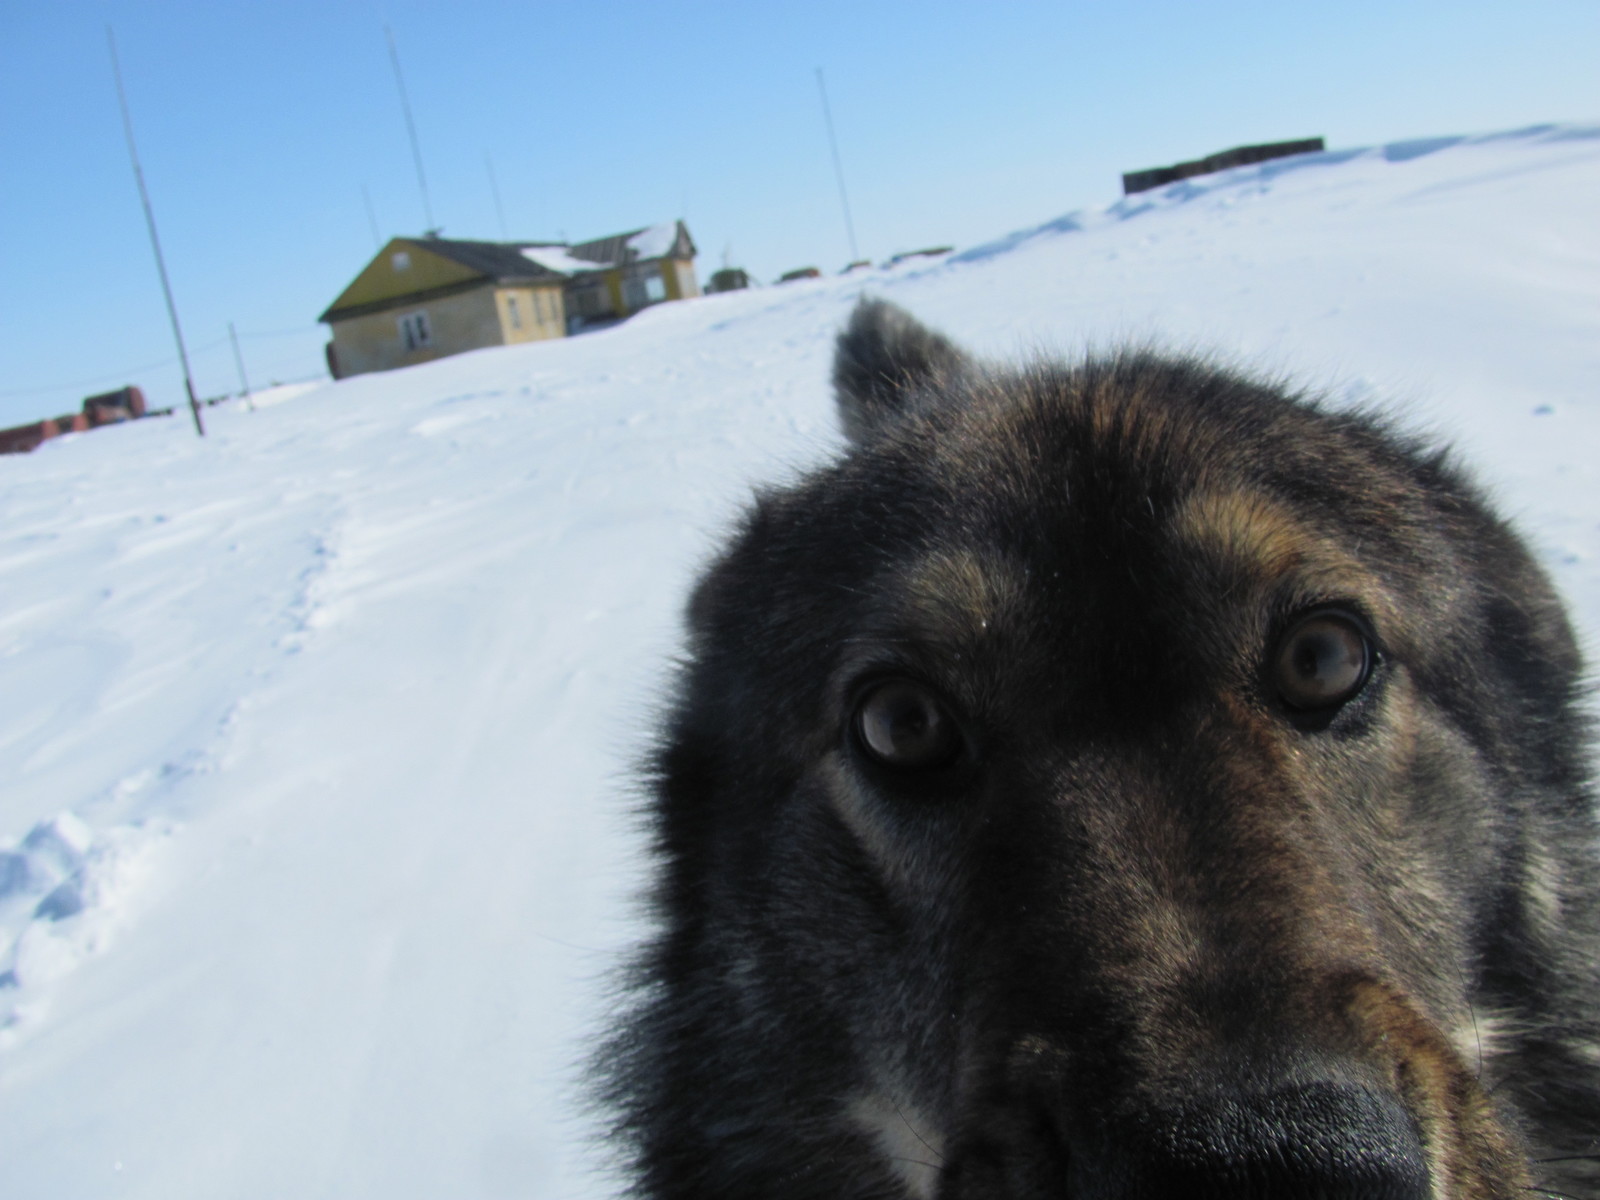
[1344,978,1530,1200]
[1174,489,1310,580]
[897,550,1022,649]
[1172,488,1405,630]
[1085,375,1179,468]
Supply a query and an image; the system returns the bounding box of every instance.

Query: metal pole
[486,154,509,241]
[228,321,253,408]
[815,67,860,265]
[386,26,435,233]
[108,27,204,437]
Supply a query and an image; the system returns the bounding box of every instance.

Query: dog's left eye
[1271,609,1373,712]
[854,681,964,770]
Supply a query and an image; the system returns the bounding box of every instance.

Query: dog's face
[612,302,1600,1200]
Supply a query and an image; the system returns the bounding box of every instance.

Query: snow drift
[0,123,1597,1199]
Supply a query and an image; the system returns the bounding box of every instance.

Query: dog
[599,299,1600,1198]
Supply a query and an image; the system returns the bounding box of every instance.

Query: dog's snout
[1076,1083,1430,1200]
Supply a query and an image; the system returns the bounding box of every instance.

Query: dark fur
[601,300,1600,1198]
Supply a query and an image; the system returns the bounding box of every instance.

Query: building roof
[320,222,698,325]
[419,237,571,283]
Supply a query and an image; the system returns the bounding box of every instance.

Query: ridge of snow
[954,122,1600,266]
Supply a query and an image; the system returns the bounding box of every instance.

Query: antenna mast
[361,183,382,251]
[386,26,436,233]
[107,27,204,438]
[485,154,509,240]
[814,68,860,265]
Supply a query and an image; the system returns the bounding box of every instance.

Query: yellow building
[559,221,701,330]
[319,222,700,379]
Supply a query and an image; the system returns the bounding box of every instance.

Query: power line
[0,350,197,399]
[0,327,320,400]
[236,325,322,339]
[228,321,252,400]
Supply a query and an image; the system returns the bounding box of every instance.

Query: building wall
[495,286,566,344]
[669,259,701,300]
[563,258,698,327]
[329,284,507,378]
[564,273,617,330]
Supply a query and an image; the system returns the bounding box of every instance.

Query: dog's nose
[1076,1083,1430,1200]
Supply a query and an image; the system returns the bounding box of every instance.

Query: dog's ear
[833,299,972,445]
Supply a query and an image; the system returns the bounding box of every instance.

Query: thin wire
[2,334,329,422]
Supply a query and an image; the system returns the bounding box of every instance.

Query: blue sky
[3,0,1597,428]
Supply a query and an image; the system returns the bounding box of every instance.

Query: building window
[398,310,432,351]
[507,296,522,330]
[645,272,667,303]
[392,250,411,271]
[623,276,649,310]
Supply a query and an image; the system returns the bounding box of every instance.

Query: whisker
[888,1094,946,1165]
[1445,955,1484,1081]
[1468,997,1483,1080]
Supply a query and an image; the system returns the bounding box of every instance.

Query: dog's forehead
[882,498,1383,642]
[922,364,1204,478]
[890,548,1028,643]
[861,383,1400,646]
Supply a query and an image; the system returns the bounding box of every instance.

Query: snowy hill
[2,124,1598,1199]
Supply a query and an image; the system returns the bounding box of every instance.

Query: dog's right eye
[854,680,964,770]
[1271,609,1373,713]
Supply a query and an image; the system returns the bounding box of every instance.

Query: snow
[623,221,679,261]
[241,380,327,410]
[1,122,1597,1198]
[519,245,606,275]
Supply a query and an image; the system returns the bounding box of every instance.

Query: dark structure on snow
[0,386,151,456]
[1123,137,1326,195]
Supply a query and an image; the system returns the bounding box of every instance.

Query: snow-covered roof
[625,222,680,260]
[568,220,696,267]
[518,246,607,275]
